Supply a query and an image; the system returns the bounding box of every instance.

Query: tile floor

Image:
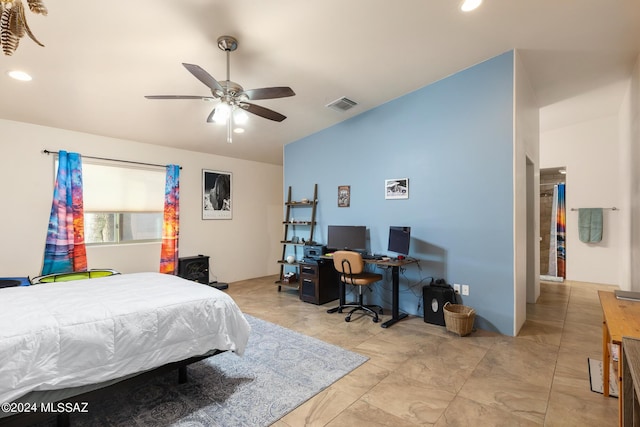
[225,276,620,426]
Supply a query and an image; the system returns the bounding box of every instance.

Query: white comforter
[0,272,251,404]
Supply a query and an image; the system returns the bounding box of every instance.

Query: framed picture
[338,185,350,207]
[202,169,232,219]
[385,178,409,200]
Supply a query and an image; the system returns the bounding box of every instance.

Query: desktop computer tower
[423,283,456,326]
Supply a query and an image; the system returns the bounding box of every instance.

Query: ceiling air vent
[326,97,358,112]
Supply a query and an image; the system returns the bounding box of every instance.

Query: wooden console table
[598,291,640,426]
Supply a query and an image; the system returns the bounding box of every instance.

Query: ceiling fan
[145,35,295,143]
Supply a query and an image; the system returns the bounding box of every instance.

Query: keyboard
[362,254,385,260]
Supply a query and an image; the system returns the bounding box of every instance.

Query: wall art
[203,169,232,219]
[385,178,409,200]
[338,185,350,207]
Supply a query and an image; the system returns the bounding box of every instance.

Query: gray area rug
[54,315,368,426]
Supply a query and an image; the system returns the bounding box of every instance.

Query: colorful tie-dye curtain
[41,151,87,275]
[548,183,566,279]
[555,183,566,278]
[160,165,180,274]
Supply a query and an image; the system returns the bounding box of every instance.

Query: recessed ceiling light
[460,0,482,12]
[233,128,245,134]
[7,70,32,81]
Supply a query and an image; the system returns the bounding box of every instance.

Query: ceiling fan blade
[182,63,225,94]
[242,87,295,100]
[242,102,287,122]
[145,95,215,100]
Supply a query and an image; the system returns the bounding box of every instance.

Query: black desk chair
[331,251,384,323]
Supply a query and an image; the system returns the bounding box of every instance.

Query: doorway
[540,167,566,282]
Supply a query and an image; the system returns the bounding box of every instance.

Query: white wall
[624,54,640,291]
[514,50,540,334]
[0,119,283,283]
[540,115,621,286]
[619,67,633,290]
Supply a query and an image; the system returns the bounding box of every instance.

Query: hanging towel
[589,208,603,243]
[578,208,603,243]
[578,208,591,243]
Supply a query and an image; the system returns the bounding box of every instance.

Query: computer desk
[326,256,417,328]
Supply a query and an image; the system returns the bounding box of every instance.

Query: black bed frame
[0,350,224,427]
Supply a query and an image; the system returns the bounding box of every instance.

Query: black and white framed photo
[203,169,232,219]
[338,185,350,207]
[385,178,409,200]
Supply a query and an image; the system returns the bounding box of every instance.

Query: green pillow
[32,269,120,284]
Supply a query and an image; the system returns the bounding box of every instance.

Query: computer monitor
[388,226,411,255]
[327,225,367,252]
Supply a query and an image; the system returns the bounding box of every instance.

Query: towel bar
[570,207,618,211]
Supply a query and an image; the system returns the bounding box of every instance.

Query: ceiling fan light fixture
[234,108,249,125]
[212,103,231,123]
[460,0,482,12]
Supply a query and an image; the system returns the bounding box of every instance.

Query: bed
[0,272,251,424]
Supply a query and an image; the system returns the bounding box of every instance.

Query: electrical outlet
[462,284,470,296]
[453,283,461,294]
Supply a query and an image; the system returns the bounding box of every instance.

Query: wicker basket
[443,302,476,336]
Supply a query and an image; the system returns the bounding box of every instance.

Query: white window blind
[82,162,165,212]
[53,157,167,244]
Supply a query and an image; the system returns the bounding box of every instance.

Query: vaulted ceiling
[1,1,639,165]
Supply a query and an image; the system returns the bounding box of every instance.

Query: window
[84,212,164,244]
[78,161,166,245]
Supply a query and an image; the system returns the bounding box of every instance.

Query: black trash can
[423,283,457,326]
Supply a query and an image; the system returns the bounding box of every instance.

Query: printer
[303,244,327,260]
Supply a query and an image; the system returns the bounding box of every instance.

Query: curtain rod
[570,207,618,211]
[42,150,182,170]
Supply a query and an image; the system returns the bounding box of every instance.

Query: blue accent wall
[284,51,515,335]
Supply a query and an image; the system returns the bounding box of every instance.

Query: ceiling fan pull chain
[227,111,233,143]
